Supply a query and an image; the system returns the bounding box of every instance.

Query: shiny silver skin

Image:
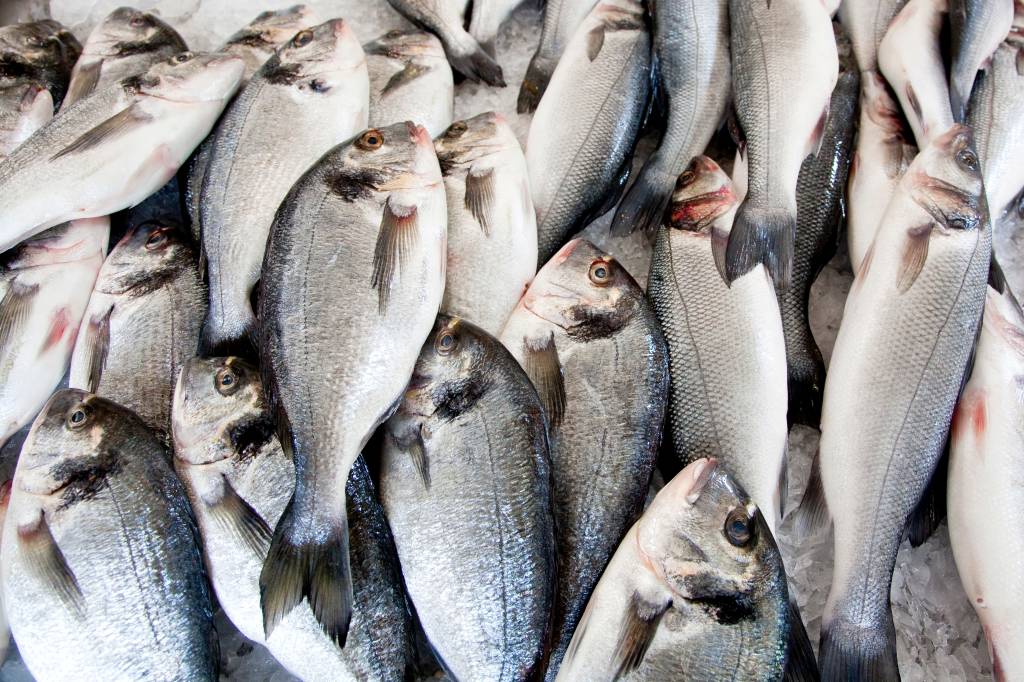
[68,220,204,436]
[469,0,521,56]
[555,459,790,682]
[0,19,81,109]
[436,112,537,336]
[0,83,51,160]
[526,0,650,266]
[365,29,453,138]
[517,0,598,112]
[499,238,668,680]
[199,20,368,354]
[815,124,990,680]
[949,0,1014,121]
[172,357,413,682]
[1,389,216,681]
[381,315,555,682]
[838,0,907,71]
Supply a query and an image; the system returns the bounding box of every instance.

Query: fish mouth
[407,121,432,148]
[679,458,717,505]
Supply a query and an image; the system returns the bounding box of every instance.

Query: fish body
[838,0,907,71]
[199,20,368,354]
[258,121,446,645]
[517,0,599,112]
[469,0,522,56]
[365,30,453,138]
[527,0,650,266]
[949,0,1015,121]
[1,389,216,681]
[555,459,790,682]
[814,124,990,680]
[0,83,51,162]
[436,112,536,335]
[381,315,555,681]
[0,19,82,109]
[725,0,838,287]
[499,238,668,679]
[173,357,412,682]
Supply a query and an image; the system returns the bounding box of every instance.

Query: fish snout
[407,122,432,148]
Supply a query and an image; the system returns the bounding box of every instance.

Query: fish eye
[357,129,385,150]
[25,35,43,47]
[309,78,328,93]
[588,259,612,286]
[724,508,753,547]
[1016,193,1024,220]
[293,30,314,47]
[66,403,91,430]
[172,52,193,65]
[215,367,240,396]
[144,228,170,250]
[955,148,978,173]
[446,121,468,138]
[676,169,696,188]
[434,329,458,356]
[129,15,151,28]
[256,10,274,20]
[385,30,404,39]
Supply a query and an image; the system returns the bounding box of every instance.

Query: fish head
[363,29,445,61]
[401,315,494,418]
[636,458,781,603]
[667,156,738,233]
[172,356,270,466]
[324,121,441,203]
[138,51,245,103]
[434,111,515,169]
[224,5,321,52]
[84,7,184,59]
[267,18,364,94]
[909,124,988,234]
[0,20,80,79]
[95,219,194,296]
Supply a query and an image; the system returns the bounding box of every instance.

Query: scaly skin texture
[0,19,81,110]
[949,0,1015,121]
[838,0,908,71]
[365,30,453,139]
[517,0,598,112]
[0,83,51,159]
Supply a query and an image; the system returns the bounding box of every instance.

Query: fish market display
[199,19,368,354]
[1,389,216,681]
[725,0,838,287]
[365,29,453,138]
[838,0,907,71]
[0,20,81,109]
[436,112,536,336]
[518,0,598,112]
[258,120,446,645]
[173,357,412,681]
[527,0,650,265]
[499,238,668,678]
[381,315,555,681]
[468,0,521,57]
[809,124,990,679]
[555,458,791,681]
[949,0,1014,122]
[68,220,205,435]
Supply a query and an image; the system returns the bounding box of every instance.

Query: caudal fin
[784,597,820,682]
[786,348,826,429]
[609,163,673,236]
[517,56,553,113]
[198,307,257,360]
[725,202,795,288]
[818,615,898,682]
[449,43,506,87]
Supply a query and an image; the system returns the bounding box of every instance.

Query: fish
[365,29,453,138]
[469,0,522,57]
[609,0,731,236]
[1,389,217,681]
[0,19,82,109]
[0,479,9,663]
[435,112,536,336]
[62,7,187,110]
[381,314,555,681]
[517,0,598,113]
[947,270,1024,682]
[68,220,204,436]
[838,0,908,72]
[258,120,446,646]
[172,357,413,681]
[527,0,650,266]
[949,0,1015,122]
[782,23,859,428]
[877,0,954,147]
[498,238,668,679]
[199,20,368,356]
[384,0,505,86]
[0,51,244,254]
[0,83,51,161]
[554,458,791,682]
[804,124,990,680]
[725,0,838,288]
[846,71,917,273]
[0,217,108,449]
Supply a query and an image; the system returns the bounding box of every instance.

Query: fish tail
[517,56,553,114]
[449,42,506,87]
[725,201,795,289]
[784,597,820,682]
[818,615,898,682]
[948,71,970,124]
[609,161,673,236]
[786,346,826,429]
[198,306,257,360]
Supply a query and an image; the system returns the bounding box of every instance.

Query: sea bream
[0,20,81,109]
[517,0,598,113]
[949,0,1014,121]
[365,30,453,138]
[838,0,907,71]
[0,83,52,160]
[258,121,446,646]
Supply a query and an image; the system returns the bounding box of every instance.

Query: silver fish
[527,0,650,266]
[499,238,668,679]
[838,0,907,72]
[0,19,82,109]
[173,357,413,681]
[517,0,598,113]
[381,314,555,681]
[806,124,990,680]
[469,0,521,57]
[365,29,453,138]
[436,112,536,336]
[258,121,446,646]
[950,0,1014,121]
[0,83,51,160]
[555,459,791,682]
[199,20,368,355]
[1,389,216,681]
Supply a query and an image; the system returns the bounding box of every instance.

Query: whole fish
[0,218,108,448]
[1,389,217,681]
[62,7,187,110]
[0,82,50,160]
[68,220,204,435]
[877,0,954,147]
[517,0,598,113]
[838,0,907,71]
[469,0,522,56]
[173,357,413,681]
[846,72,917,272]
[384,0,505,86]
[498,238,668,679]
[436,112,536,335]
[807,124,989,680]
[725,0,838,288]
[555,458,790,682]
[0,52,244,254]
[199,20,368,355]
[0,19,82,109]
[365,30,453,138]
[381,314,555,681]
[782,24,858,428]
[258,121,446,645]
[527,0,650,266]
[609,0,730,236]
[948,272,1024,681]
[949,0,1014,121]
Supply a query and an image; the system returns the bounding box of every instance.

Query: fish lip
[682,457,717,505]
[407,121,432,147]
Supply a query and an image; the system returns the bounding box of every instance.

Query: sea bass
[365,30,453,138]
[517,0,598,112]
[838,0,907,71]
[950,0,1014,121]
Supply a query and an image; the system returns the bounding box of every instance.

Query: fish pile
[0,0,1019,680]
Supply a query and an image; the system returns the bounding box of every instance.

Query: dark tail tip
[609,166,672,236]
[725,203,795,289]
[785,598,820,682]
[949,81,968,125]
[197,317,258,361]
[819,618,899,682]
[451,47,506,87]
[787,358,826,429]
[517,59,549,113]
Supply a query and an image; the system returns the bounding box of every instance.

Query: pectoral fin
[382,63,429,96]
[50,103,153,160]
[0,282,39,358]
[465,167,495,236]
[523,332,566,428]
[64,59,102,108]
[586,26,605,61]
[18,514,83,616]
[371,200,418,314]
[896,224,932,293]
[611,592,672,679]
[210,476,272,557]
[82,307,112,394]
